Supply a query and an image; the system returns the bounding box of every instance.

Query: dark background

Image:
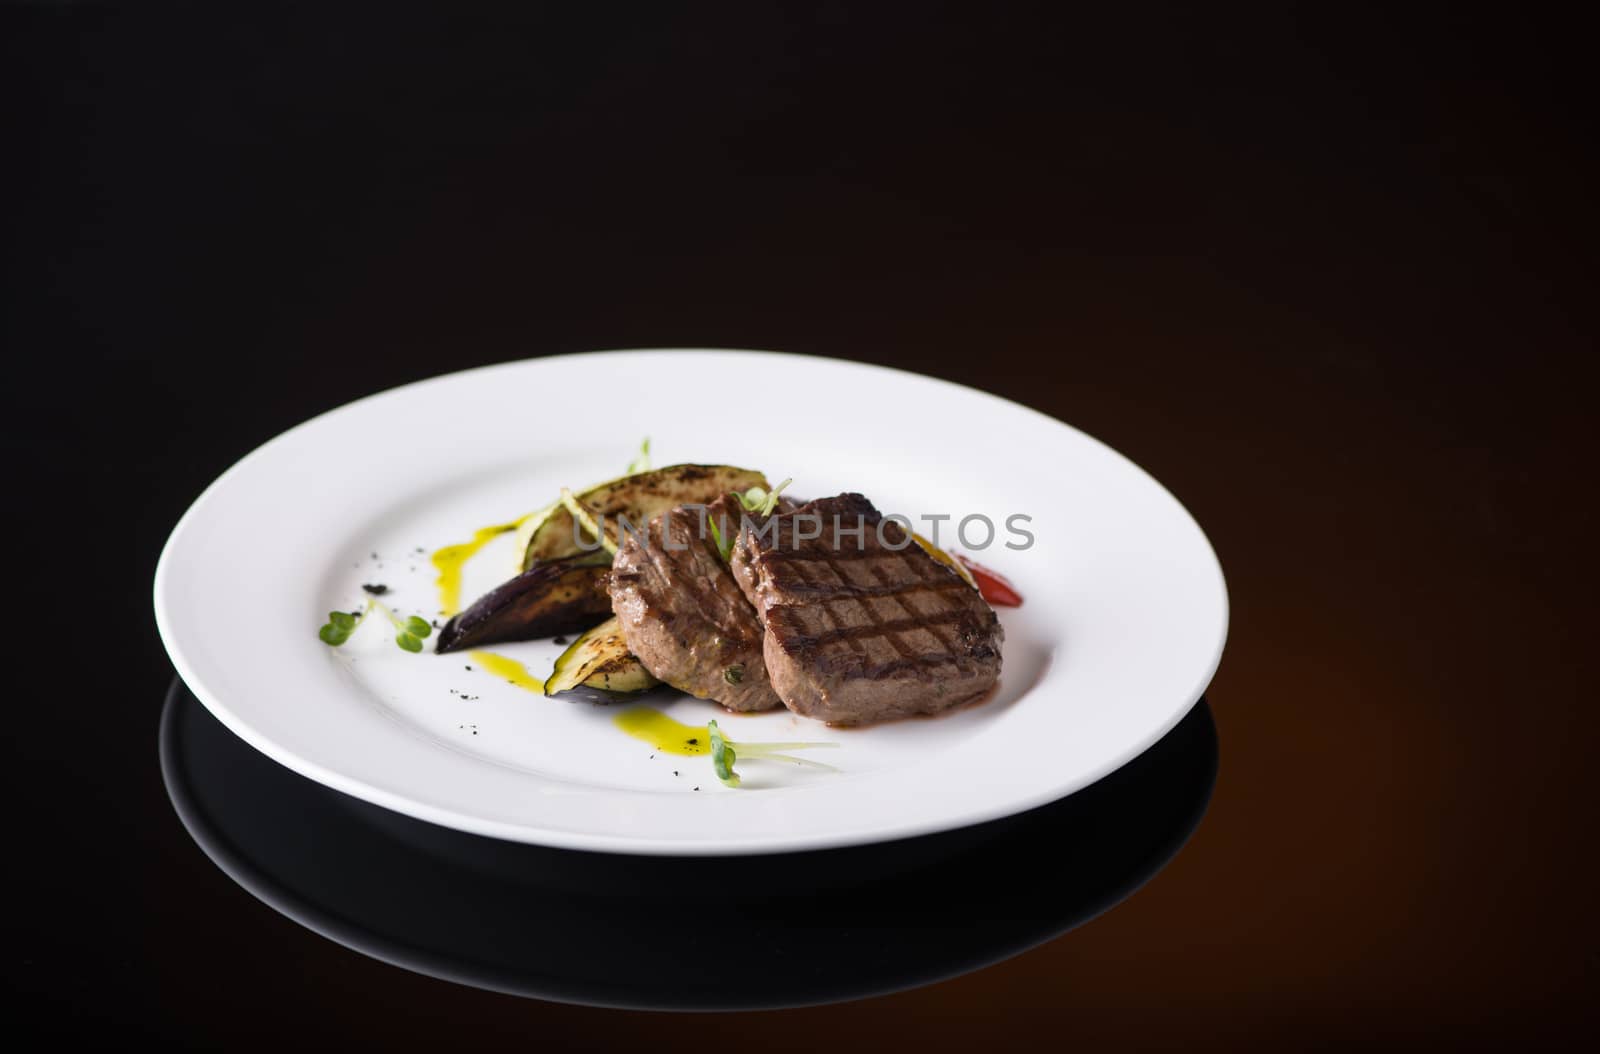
[4,2,1593,1048]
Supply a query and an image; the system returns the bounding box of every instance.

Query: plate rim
[153,348,1229,855]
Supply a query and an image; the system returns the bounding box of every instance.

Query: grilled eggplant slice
[545,616,659,700]
[520,463,767,570]
[436,551,611,653]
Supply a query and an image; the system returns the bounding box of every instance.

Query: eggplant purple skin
[435,551,611,653]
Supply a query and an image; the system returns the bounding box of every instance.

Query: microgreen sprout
[318,598,433,653]
[318,610,360,646]
[706,512,733,562]
[560,487,619,555]
[737,478,792,517]
[707,718,838,788]
[625,437,652,475]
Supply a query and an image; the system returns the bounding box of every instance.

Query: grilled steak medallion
[732,493,1003,725]
[608,494,783,711]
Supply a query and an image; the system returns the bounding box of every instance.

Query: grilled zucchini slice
[520,464,767,570]
[544,616,659,699]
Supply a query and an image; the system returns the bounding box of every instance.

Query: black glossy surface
[161,679,1217,1010]
[10,3,1590,1045]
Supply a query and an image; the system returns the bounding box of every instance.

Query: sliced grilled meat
[608,494,782,711]
[732,493,1003,725]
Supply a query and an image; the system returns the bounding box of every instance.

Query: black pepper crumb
[693,787,700,791]
[673,770,679,776]
[552,636,569,645]
[361,583,389,595]
[464,665,472,671]
[687,737,699,745]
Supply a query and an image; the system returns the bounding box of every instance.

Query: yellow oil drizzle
[431,521,521,616]
[468,650,547,694]
[912,532,977,588]
[612,707,711,756]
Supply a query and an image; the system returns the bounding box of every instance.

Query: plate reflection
[160,679,1216,1010]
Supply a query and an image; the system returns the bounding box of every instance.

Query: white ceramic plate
[154,350,1226,855]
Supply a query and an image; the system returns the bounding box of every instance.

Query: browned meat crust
[608,494,782,711]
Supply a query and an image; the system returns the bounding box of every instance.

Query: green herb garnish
[708,478,789,561]
[707,512,733,562]
[625,437,652,475]
[736,478,792,517]
[318,599,433,653]
[318,610,360,646]
[707,718,838,788]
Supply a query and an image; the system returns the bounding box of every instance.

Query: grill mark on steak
[778,609,970,653]
[859,541,977,677]
[767,604,980,682]
[734,493,1004,724]
[763,525,977,674]
[793,544,924,666]
[750,566,973,599]
[781,553,897,666]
